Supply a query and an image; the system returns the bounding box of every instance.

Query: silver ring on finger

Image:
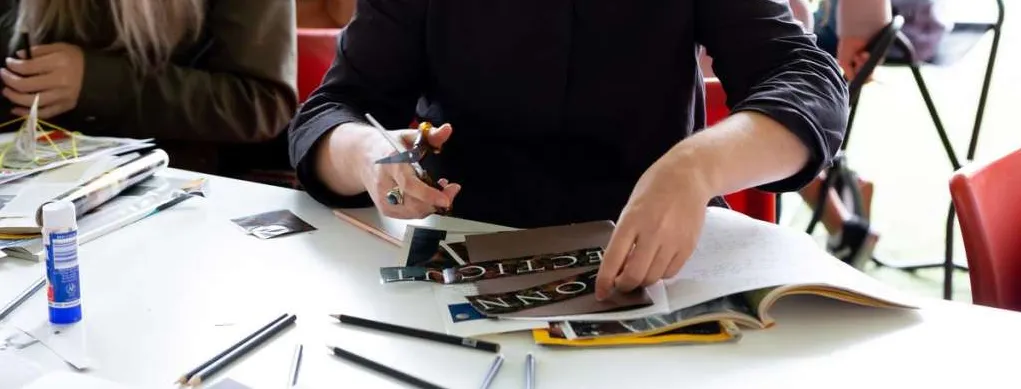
[386,186,404,205]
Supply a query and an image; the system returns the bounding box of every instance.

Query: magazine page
[658,207,920,314]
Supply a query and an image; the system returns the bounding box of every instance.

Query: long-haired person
[0,0,298,180]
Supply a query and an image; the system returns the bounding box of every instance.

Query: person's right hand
[836,37,873,82]
[358,123,461,219]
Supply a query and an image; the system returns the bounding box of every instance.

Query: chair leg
[907,63,962,171]
[944,203,956,300]
[967,22,1003,160]
[806,157,842,235]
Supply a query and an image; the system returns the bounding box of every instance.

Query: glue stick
[41,200,83,324]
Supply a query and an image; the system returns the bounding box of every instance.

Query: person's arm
[837,0,893,40]
[288,0,428,208]
[695,0,848,194]
[66,0,297,143]
[595,0,849,299]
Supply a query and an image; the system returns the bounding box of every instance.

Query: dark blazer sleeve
[695,0,849,192]
[288,0,428,208]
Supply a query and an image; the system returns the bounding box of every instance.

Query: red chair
[706,78,777,224]
[949,147,1021,312]
[297,28,343,103]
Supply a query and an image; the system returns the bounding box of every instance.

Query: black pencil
[16,31,31,59]
[187,314,297,386]
[330,314,500,353]
[328,345,446,389]
[175,313,290,385]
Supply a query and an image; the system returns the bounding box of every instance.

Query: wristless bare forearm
[669,111,811,199]
[315,122,379,196]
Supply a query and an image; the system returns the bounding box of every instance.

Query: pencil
[525,353,535,389]
[330,314,500,353]
[16,31,31,59]
[287,344,303,387]
[175,313,290,385]
[328,345,446,389]
[0,276,45,322]
[187,314,297,386]
[479,354,504,389]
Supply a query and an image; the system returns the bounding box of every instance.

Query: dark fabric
[289,0,849,229]
[0,0,298,177]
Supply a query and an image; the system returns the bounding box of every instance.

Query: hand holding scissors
[363,114,459,218]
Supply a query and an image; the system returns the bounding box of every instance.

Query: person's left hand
[594,151,713,300]
[1,43,85,118]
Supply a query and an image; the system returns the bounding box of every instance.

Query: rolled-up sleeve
[288,0,427,208]
[695,0,849,192]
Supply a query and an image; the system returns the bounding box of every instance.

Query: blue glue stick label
[44,229,82,321]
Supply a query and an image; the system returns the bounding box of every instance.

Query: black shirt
[288,0,848,229]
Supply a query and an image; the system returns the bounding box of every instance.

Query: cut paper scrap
[11,94,40,162]
[11,312,93,370]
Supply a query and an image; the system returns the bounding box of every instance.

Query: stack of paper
[367,206,920,348]
[0,129,153,186]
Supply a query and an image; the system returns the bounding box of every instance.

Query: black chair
[806,0,1006,300]
[805,16,905,255]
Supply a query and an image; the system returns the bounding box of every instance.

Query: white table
[3,169,1021,389]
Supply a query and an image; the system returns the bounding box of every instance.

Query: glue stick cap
[41,200,76,229]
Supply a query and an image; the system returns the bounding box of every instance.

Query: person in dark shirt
[288,0,849,299]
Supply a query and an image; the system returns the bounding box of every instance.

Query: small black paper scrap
[230,209,316,239]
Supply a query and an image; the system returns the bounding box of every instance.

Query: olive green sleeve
[69,0,298,143]
[0,7,17,122]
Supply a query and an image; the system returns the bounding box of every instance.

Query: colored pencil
[330,314,500,353]
[186,314,297,385]
[328,345,446,389]
[525,353,535,389]
[287,344,303,387]
[479,354,504,389]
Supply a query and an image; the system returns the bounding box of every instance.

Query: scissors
[364,114,449,214]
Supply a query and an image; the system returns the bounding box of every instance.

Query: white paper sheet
[9,303,93,370]
[0,184,72,218]
[21,372,128,389]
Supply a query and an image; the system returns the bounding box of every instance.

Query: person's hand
[594,151,713,300]
[358,123,461,219]
[836,37,873,82]
[1,43,85,118]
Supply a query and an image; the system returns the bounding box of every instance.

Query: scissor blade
[375,150,418,164]
[365,113,409,154]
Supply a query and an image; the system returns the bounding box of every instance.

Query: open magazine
[366,206,919,345]
[531,207,919,345]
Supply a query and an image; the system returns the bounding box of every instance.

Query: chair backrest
[848,16,904,106]
[949,147,1021,312]
[705,78,777,224]
[297,28,343,104]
